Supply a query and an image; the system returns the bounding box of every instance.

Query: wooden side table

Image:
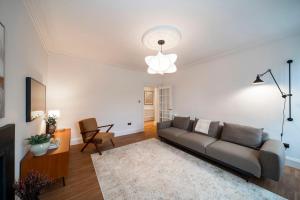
[20,129,71,186]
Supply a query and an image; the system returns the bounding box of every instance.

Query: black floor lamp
[253,60,293,144]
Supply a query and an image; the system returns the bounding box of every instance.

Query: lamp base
[287,117,293,121]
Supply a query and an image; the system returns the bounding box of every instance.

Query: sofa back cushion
[221,122,263,149]
[193,118,221,138]
[187,120,195,132]
[262,132,269,144]
[172,116,190,130]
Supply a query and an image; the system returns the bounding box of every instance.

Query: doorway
[143,86,172,135]
[143,87,158,126]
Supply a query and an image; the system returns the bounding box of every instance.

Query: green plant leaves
[45,116,57,125]
[26,134,50,145]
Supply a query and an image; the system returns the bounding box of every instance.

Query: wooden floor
[41,121,300,200]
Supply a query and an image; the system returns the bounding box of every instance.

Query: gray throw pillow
[193,118,221,138]
[221,122,263,149]
[261,132,269,145]
[173,116,190,130]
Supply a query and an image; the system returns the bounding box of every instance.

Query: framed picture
[0,22,5,118]
[144,91,154,105]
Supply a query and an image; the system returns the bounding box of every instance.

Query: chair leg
[81,142,89,152]
[110,139,115,147]
[94,143,102,155]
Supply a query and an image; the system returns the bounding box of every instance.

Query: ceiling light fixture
[145,40,177,74]
[142,25,181,75]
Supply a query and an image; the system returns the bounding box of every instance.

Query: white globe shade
[147,67,156,74]
[145,52,177,74]
[165,64,177,73]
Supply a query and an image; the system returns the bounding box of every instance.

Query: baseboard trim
[114,128,144,137]
[70,127,144,145]
[71,137,83,145]
[286,156,300,169]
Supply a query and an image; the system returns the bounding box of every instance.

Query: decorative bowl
[30,141,50,156]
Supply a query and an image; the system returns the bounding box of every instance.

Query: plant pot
[46,124,56,136]
[30,142,50,156]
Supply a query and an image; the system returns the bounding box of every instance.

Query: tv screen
[26,77,46,122]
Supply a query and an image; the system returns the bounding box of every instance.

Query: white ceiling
[25,0,300,71]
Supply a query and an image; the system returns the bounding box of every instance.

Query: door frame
[158,86,173,122]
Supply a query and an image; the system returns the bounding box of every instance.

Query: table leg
[62,177,66,186]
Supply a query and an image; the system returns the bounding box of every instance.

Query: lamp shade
[145,52,177,75]
[48,110,60,118]
[253,75,264,84]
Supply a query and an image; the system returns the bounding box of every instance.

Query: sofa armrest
[157,120,172,130]
[259,139,285,181]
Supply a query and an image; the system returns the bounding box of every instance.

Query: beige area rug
[91,138,285,200]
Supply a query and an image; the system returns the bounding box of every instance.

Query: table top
[22,128,71,160]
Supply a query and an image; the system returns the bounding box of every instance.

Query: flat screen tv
[26,77,46,122]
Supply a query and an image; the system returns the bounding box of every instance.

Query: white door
[159,86,172,122]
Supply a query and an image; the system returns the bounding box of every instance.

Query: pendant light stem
[158,40,165,53]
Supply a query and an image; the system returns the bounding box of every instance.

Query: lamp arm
[259,69,271,77]
[260,69,287,98]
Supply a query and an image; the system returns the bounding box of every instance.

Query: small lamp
[48,110,60,118]
[253,75,264,84]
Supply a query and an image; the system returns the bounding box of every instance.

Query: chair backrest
[79,118,98,142]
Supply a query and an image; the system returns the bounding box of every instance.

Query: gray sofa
[157,117,285,181]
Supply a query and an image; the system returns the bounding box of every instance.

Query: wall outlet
[283,143,290,149]
[127,122,132,126]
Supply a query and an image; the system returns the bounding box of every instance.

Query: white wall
[165,35,300,167]
[0,0,48,178]
[47,53,160,144]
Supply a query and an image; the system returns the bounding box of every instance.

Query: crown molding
[183,30,300,69]
[20,0,300,71]
[48,30,300,72]
[49,29,300,72]
[47,50,145,72]
[22,0,51,53]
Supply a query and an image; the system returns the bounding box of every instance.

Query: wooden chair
[78,118,115,155]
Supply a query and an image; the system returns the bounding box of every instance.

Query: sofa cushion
[221,123,263,149]
[262,132,269,144]
[206,140,261,177]
[173,116,190,130]
[193,118,221,138]
[194,119,211,134]
[158,127,187,144]
[187,120,195,132]
[177,133,217,154]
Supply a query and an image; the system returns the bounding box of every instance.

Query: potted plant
[14,170,52,200]
[45,115,57,136]
[26,134,50,156]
